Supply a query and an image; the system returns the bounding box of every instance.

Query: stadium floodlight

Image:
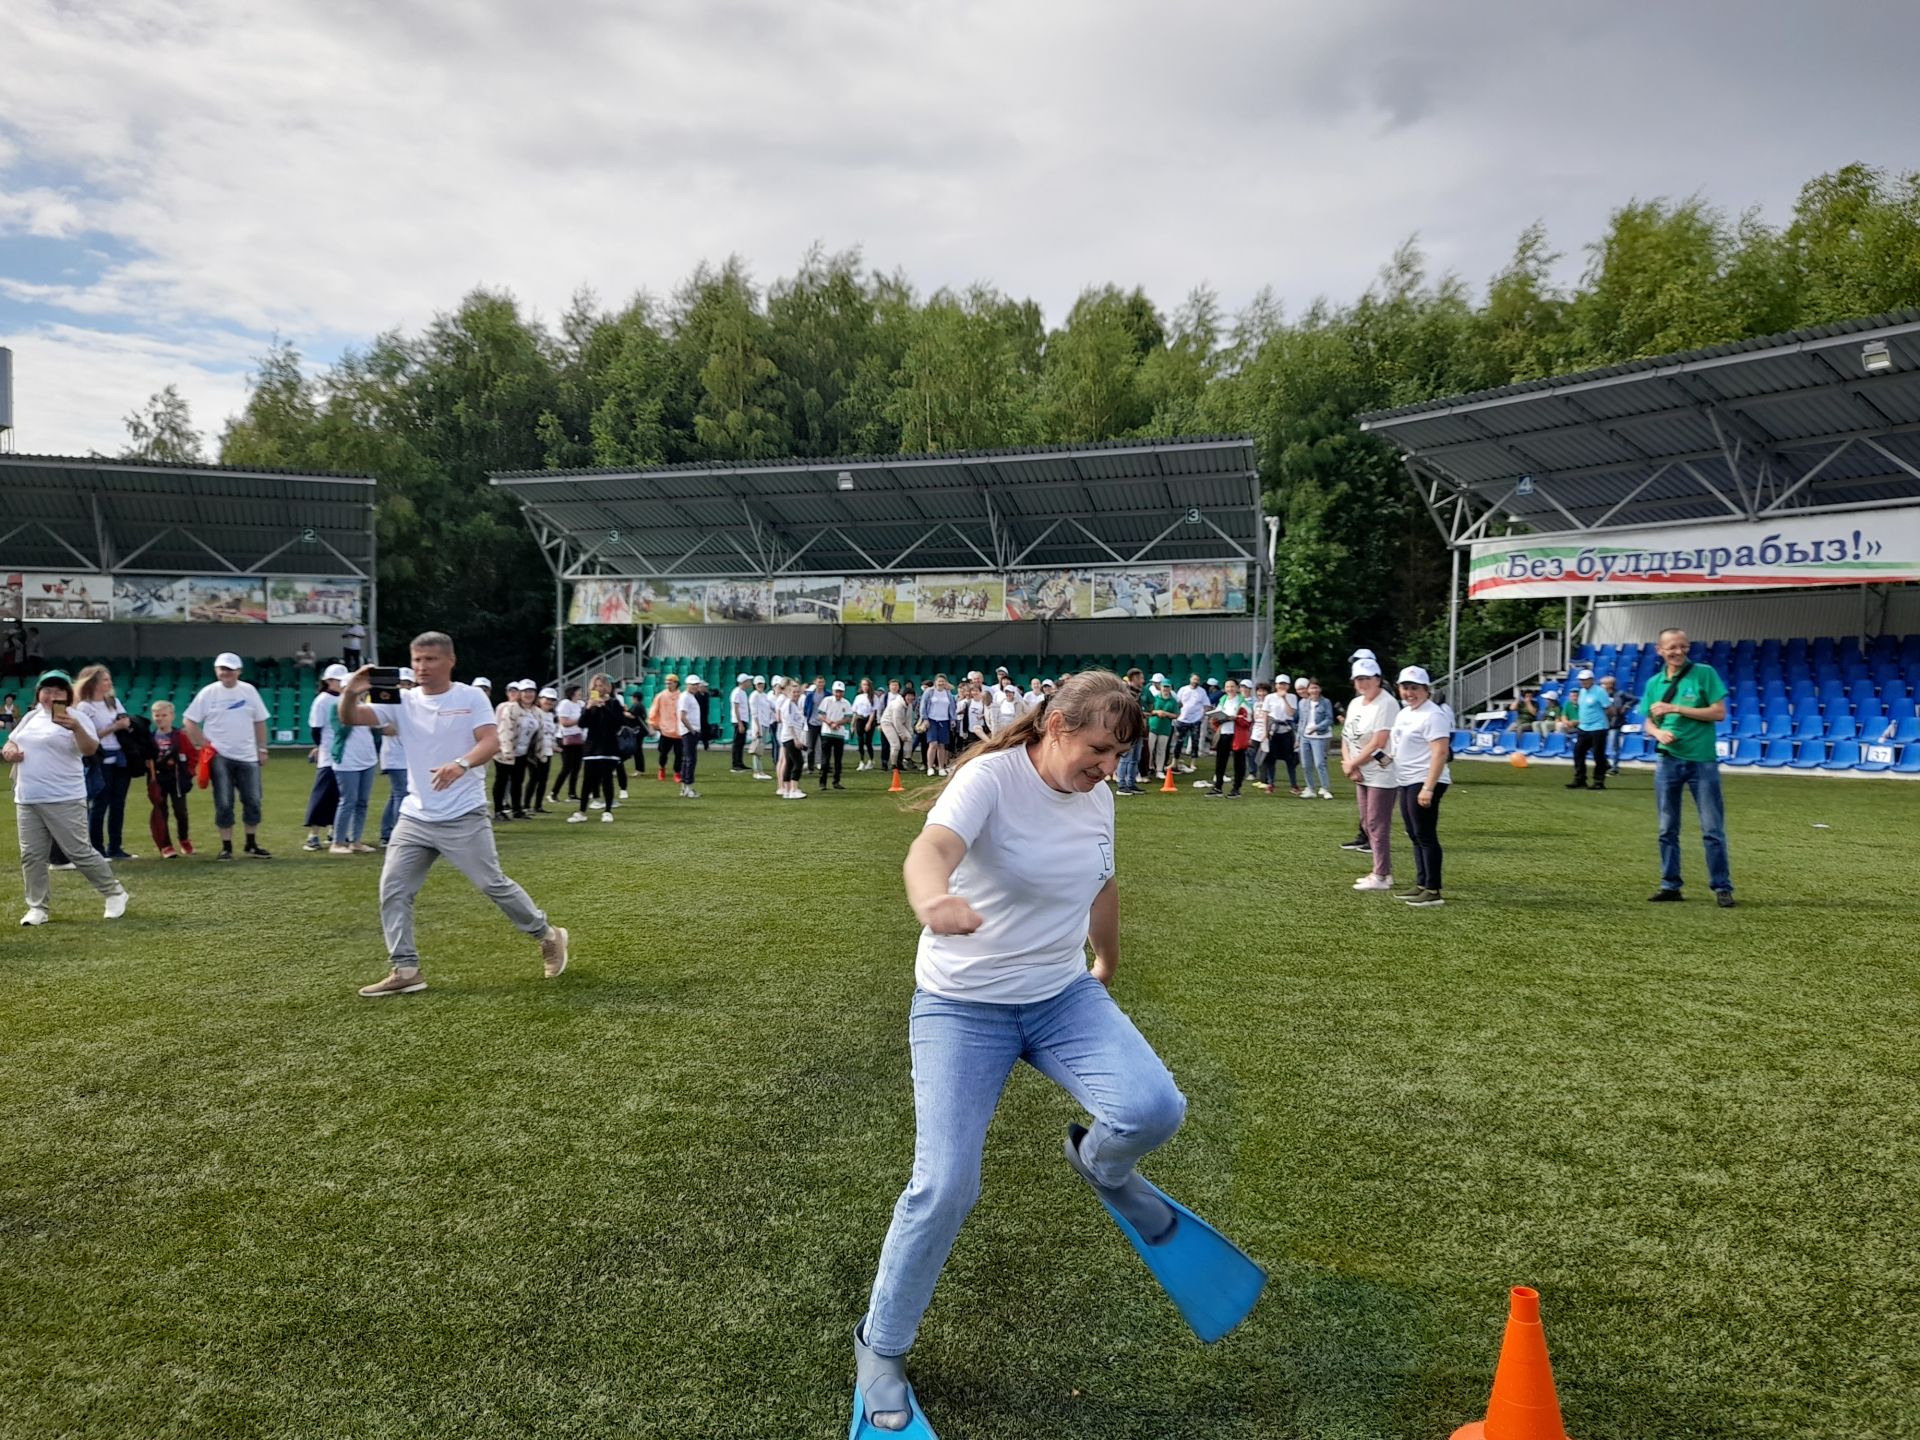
[836,471,855,491]
[1862,340,1892,374]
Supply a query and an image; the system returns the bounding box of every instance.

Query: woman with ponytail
[851,671,1261,1437]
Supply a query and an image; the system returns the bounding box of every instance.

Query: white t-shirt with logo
[1176,685,1209,724]
[818,694,852,736]
[77,698,126,756]
[308,692,336,769]
[10,706,97,803]
[917,746,1116,1005]
[1342,691,1402,790]
[371,682,494,822]
[184,680,270,763]
[1391,701,1452,788]
[311,690,376,771]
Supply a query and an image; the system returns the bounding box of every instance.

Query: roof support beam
[1759,440,1854,514]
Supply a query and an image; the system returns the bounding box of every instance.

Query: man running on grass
[337,631,569,997]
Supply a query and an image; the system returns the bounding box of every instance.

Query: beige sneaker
[358,967,427,997]
[541,925,569,979]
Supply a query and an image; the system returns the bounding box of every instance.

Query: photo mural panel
[842,576,915,624]
[770,576,843,624]
[268,577,363,623]
[1090,567,1172,618]
[112,576,190,621]
[2,572,25,621]
[23,573,113,622]
[629,579,708,626]
[181,576,270,623]
[1005,570,1092,621]
[1168,562,1249,615]
[917,572,1005,623]
[704,580,773,624]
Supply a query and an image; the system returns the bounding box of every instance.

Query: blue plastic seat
[1826,714,1858,743]
[1758,738,1794,768]
[1724,737,1762,767]
[1823,741,1861,771]
[1538,732,1570,758]
[1618,734,1650,762]
[1734,712,1763,739]
[1856,740,1897,773]
[1896,744,1920,774]
[1791,712,1825,742]
[1790,739,1828,770]
[1518,731,1542,754]
[1451,730,1473,753]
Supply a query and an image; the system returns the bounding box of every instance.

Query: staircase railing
[1450,629,1564,716]
[559,645,641,696]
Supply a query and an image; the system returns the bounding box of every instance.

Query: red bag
[196,743,216,790]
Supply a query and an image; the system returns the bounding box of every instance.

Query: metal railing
[559,645,641,696]
[1450,629,1564,716]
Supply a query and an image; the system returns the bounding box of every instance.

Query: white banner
[1469,508,1920,599]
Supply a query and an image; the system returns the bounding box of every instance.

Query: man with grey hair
[338,632,569,996]
[1644,626,1734,906]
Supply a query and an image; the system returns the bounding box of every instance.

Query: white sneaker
[1353,875,1393,891]
[104,890,130,919]
[590,800,605,810]
[1320,788,1333,799]
[618,790,630,801]
[751,771,772,780]
[684,787,700,799]
[600,811,614,823]
[20,906,49,927]
[567,812,588,824]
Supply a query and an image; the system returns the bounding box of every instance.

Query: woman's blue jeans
[864,972,1186,1355]
[332,766,375,845]
[379,766,409,845]
[1300,737,1331,791]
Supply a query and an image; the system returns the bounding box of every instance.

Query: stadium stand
[1456,631,1920,775]
[0,656,319,744]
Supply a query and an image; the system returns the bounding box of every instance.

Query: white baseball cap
[538,686,558,699]
[1042,678,1055,688]
[1207,676,1219,685]
[771,674,786,686]
[737,672,751,684]
[686,675,704,686]
[474,676,492,688]
[322,663,351,681]
[1351,648,1377,662]
[1275,673,1291,685]
[1352,658,1383,679]
[515,678,536,691]
[214,652,243,671]
[1397,665,1431,686]
[1577,668,1595,680]
[399,667,416,683]
[831,680,846,691]
[753,674,767,684]
[1150,672,1167,684]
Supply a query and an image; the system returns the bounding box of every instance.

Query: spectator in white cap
[749,674,776,779]
[473,677,492,698]
[1296,678,1334,798]
[1258,674,1299,794]
[677,675,706,797]
[1340,656,1400,890]
[183,652,272,860]
[1391,666,1451,906]
[303,663,349,851]
[1146,674,1178,778]
[818,679,853,788]
[377,667,416,846]
[337,633,568,997]
[730,673,753,772]
[1565,667,1612,791]
[491,682,527,821]
[526,686,558,813]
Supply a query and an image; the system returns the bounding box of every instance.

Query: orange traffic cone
[888,768,904,794]
[1508,751,1530,769]
[1452,1286,1571,1440]
[1160,763,1178,793]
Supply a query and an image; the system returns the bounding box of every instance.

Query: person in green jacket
[1146,675,1179,778]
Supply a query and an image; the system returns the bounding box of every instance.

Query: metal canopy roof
[490,436,1263,580]
[1358,309,1920,547]
[0,454,377,578]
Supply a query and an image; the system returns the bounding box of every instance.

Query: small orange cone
[1508,751,1530,769]
[888,768,904,794]
[1160,763,1178,793]
[1452,1286,1571,1440]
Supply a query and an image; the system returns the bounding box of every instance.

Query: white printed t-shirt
[1391,701,1452,788]
[371,682,494,822]
[1342,691,1402,790]
[307,692,336,769]
[184,680,269,763]
[917,746,1116,1005]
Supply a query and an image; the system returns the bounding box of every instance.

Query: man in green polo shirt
[1644,626,1733,907]
[1146,675,1178,779]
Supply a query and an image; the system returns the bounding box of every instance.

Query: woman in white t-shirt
[851,679,879,771]
[777,679,810,799]
[1389,666,1452,907]
[550,685,585,803]
[2,669,129,923]
[1340,658,1401,891]
[853,672,1194,1437]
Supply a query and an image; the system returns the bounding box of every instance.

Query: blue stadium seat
[1790,739,1828,770]
[1855,740,1898,773]
[1518,731,1542,753]
[1538,732,1570,758]
[1734,712,1763,739]
[1617,734,1650,762]
[1451,730,1473,753]
[1791,711,1825,742]
[1896,744,1920,774]
[1826,714,1858,743]
[1758,738,1794,768]
[1724,737,1762,767]
[1823,741,1861,771]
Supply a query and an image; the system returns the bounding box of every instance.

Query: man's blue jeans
[864,973,1186,1356]
[1115,747,1139,791]
[1655,756,1732,895]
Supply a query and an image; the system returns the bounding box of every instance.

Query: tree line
[118,163,1920,685]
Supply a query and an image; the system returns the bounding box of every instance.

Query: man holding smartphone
[336,632,569,997]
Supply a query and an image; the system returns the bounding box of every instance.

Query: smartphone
[50,700,69,721]
[365,667,404,705]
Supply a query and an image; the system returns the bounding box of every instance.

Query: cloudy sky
[3,0,1918,456]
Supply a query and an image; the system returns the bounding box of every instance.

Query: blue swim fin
[848,1382,938,1440]
[1068,1124,1266,1344]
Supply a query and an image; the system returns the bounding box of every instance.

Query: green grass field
[3,757,1916,1440]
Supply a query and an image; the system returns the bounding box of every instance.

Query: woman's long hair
[911,669,1143,810]
[75,664,111,702]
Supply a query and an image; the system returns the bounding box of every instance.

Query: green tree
[120,383,204,463]
[675,259,788,460]
[888,287,1041,452]
[219,340,321,469]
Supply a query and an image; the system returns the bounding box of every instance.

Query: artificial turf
[2,757,1916,1439]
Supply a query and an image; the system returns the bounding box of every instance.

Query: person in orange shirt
[647,673,685,782]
